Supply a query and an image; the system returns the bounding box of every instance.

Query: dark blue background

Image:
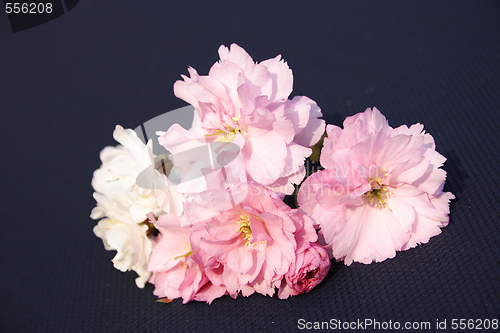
[1,1,499,332]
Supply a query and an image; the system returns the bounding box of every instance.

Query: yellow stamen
[106,219,120,230]
[363,170,392,209]
[173,244,193,268]
[237,214,252,245]
[205,119,245,142]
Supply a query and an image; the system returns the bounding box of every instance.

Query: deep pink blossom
[184,182,309,298]
[278,211,331,299]
[298,107,454,264]
[278,242,331,299]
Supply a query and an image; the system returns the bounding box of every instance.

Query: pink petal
[287,96,325,147]
[250,216,274,244]
[194,282,227,304]
[148,226,190,272]
[283,96,310,134]
[430,191,455,216]
[260,54,293,101]
[157,123,205,154]
[387,196,416,233]
[403,214,442,248]
[205,222,241,241]
[372,134,422,170]
[389,156,427,185]
[245,63,273,101]
[218,44,254,72]
[226,244,255,274]
[344,107,391,135]
[187,81,223,110]
[346,229,377,265]
[328,205,364,260]
[361,207,400,260]
[243,131,287,184]
[284,142,311,176]
[271,105,295,144]
[403,193,448,222]
[412,164,447,196]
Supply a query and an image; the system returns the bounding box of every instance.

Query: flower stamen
[363,169,393,209]
[173,243,193,268]
[107,219,120,230]
[237,214,252,245]
[205,118,245,142]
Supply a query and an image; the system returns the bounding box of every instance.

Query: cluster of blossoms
[91,44,453,303]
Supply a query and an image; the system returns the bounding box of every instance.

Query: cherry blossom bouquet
[91,44,454,303]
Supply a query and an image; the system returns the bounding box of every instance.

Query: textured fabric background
[1,1,499,332]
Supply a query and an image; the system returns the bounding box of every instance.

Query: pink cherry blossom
[158,44,325,196]
[298,107,454,265]
[184,182,308,298]
[147,213,226,304]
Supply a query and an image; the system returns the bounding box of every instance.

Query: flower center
[363,169,392,209]
[237,214,252,245]
[205,117,245,142]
